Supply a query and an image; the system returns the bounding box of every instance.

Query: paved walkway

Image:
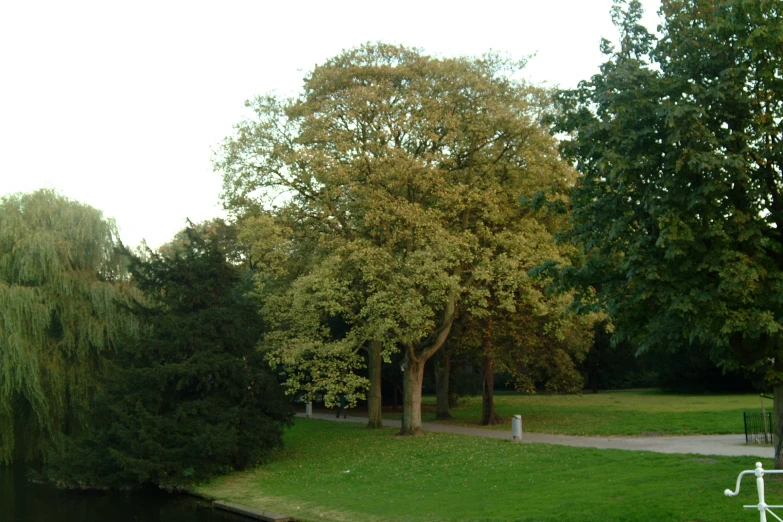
[296,412,774,458]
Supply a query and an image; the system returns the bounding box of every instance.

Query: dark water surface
[0,466,247,522]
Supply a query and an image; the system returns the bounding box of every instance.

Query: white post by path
[512,415,522,442]
[305,402,312,418]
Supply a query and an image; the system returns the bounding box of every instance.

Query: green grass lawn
[196,418,780,522]
[363,390,767,436]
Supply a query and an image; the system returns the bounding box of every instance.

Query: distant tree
[554,0,783,463]
[158,218,244,265]
[503,306,594,396]
[0,190,140,464]
[217,43,577,435]
[46,225,292,489]
[449,295,593,425]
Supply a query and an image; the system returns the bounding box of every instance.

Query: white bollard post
[305,401,312,418]
[756,462,768,522]
[512,415,522,442]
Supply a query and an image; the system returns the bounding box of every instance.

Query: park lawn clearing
[195,418,780,522]
[396,390,765,436]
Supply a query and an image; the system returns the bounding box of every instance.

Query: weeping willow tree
[0,189,140,464]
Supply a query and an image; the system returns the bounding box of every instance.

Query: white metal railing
[725,462,783,522]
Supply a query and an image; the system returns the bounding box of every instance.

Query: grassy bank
[359,390,765,435]
[196,418,778,522]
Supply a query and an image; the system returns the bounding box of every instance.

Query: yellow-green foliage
[0,190,141,463]
[217,44,589,417]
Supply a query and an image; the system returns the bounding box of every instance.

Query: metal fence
[745,412,775,445]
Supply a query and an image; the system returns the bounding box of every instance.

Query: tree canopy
[217,43,582,434]
[0,190,140,464]
[45,224,293,489]
[554,0,783,460]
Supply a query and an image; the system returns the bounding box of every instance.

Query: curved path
[296,412,774,458]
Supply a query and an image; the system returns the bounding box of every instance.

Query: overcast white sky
[0,0,661,249]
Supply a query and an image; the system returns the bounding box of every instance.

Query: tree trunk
[775,382,783,469]
[481,318,501,426]
[434,349,452,420]
[481,353,502,425]
[400,352,426,435]
[399,290,458,435]
[366,340,383,429]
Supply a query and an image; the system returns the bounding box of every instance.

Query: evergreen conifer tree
[47,225,292,489]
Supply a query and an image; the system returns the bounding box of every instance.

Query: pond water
[0,465,247,522]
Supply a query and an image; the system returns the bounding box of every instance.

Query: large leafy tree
[218,44,577,434]
[0,190,140,464]
[555,0,783,463]
[46,225,293,489]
